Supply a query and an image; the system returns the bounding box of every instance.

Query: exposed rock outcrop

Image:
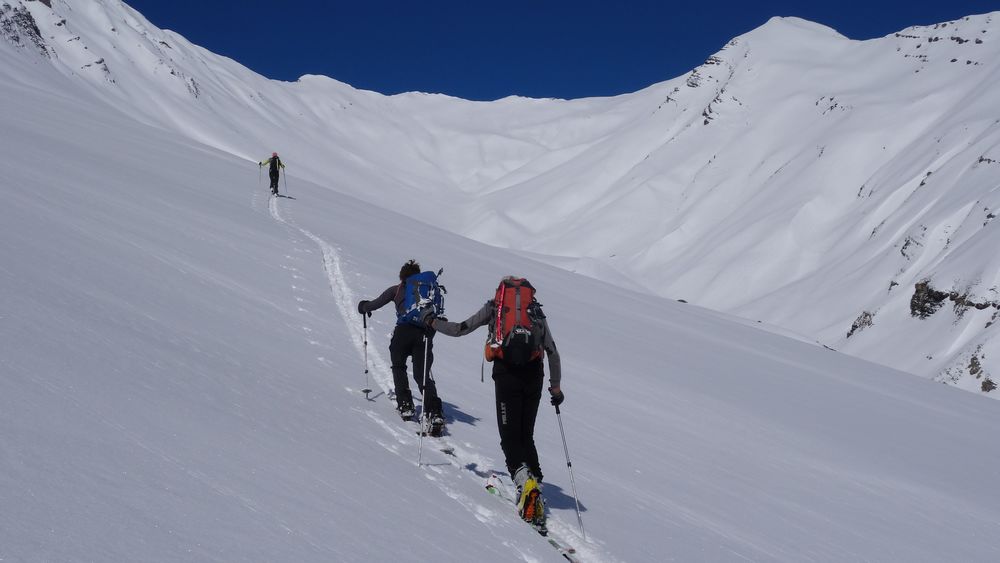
[910,280,997,319]
[0,2,48,57]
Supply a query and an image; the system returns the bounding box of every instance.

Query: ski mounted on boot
[415,427,444,438]
[486,474,546,534]
[415,426,444,438]
[484,473,578,561]
[411,411,451,455]
[415,413,446,437]
[357,386,576,557]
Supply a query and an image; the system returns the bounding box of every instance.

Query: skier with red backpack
[423,276,563,528]
[357,260,447,435]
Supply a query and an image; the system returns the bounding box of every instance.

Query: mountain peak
[739,15,848,46]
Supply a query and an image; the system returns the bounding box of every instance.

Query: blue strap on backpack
[398,270,445,326]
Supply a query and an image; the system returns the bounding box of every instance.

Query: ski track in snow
[267,195,608,562]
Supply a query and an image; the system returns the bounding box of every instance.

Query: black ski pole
[555,404,586,538]
[361,315,372,398]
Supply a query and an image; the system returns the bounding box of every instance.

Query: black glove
[549,388,564,407]
[357,300,371,317]
[419,307,437,327]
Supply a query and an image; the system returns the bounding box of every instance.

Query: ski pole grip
[555,405,561,414]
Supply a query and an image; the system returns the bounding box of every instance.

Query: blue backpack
[397,270,445,326]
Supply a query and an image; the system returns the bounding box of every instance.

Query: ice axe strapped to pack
[485,277,545,365]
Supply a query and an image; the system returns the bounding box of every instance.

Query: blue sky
[126,0,997,101]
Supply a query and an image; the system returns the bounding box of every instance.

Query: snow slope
[3,2,1000,561]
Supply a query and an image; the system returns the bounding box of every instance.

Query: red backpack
[485,278,545,365]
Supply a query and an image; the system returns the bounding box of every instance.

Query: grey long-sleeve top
[361,284,403,316]
[432,300,562,388]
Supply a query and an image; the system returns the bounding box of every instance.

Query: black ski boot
[397,400,415,421]
[428,412,445,437]
[417,411,445,436]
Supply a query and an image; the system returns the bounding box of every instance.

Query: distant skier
[357,260,447,434]
[258,152,285,196]
[423,276,562,527]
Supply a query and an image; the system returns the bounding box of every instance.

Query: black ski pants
[492,359,544,481]
[388,324,442,414]
[269,169,280,192]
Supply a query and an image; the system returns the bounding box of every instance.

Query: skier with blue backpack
[357,260,447,435]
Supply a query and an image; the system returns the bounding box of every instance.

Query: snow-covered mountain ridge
[5,2,1000,561]
[7,3,1000,399]
[4,5,1000,397]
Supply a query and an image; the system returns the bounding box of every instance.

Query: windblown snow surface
[2,1,1000,561]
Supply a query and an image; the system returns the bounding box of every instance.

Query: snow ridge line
[268,197,605,562]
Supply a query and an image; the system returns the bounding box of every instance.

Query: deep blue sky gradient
[126,0,997,101]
